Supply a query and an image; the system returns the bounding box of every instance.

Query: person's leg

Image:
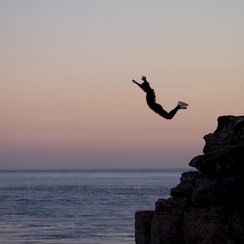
[164,106,180,119]
[151,103,180,120]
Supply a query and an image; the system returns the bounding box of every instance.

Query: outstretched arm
[132,79,141,86]
[132,76,149,92]
[141,76,148,82]
[132,79,144,90]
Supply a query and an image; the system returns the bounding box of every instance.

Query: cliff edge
[135,115,244,244]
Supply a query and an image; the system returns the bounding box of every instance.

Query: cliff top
[190,115,244,177]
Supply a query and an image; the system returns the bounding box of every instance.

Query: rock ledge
[135,115,244,244]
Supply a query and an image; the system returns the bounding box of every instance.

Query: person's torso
[146,88,156,105]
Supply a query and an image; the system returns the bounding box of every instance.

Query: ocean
[0,168,185,244]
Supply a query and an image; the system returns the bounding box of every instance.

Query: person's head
[141,81,150,92]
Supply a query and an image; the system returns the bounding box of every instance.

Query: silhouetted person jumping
[132,76,188,120]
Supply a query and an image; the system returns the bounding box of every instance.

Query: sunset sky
[1,0,243,169]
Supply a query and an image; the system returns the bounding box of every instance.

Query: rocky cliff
[135,115,244,244]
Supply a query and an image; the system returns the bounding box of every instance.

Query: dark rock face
[135,115,244,244]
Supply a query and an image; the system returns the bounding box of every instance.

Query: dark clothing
[146,88,157,106]
[146,88,180,120]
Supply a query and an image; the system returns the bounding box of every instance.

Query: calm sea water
[0,168,185,244]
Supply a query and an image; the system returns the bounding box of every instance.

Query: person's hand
[141,76,147,82]
[132,79,138,84]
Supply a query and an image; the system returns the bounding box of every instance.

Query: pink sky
[0,1,244,168]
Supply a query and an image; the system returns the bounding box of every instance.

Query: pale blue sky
[0,0,244,168]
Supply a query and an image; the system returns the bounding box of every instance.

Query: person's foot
[178,101,189,109]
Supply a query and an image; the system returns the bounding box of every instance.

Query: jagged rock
[150,199,185,244]
[203,115,244,154]
[191,174,218,205]
[190,143,244,177]
[170,171,199,199]
[183,206,227,244]
[135,211,154,244]
[226,207,244,243]
[135,115,244,244]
